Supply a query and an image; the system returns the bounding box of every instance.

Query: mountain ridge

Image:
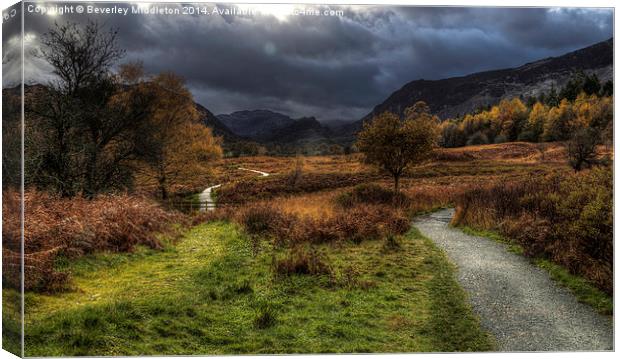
[217,109,296,141]
[7,38,612,152]
[337,37,613,138]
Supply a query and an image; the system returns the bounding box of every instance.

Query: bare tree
[40,21,124,94]
[28,22,152,196]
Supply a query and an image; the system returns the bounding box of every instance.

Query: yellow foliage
[442,91,612,147]
[132,71,223,198]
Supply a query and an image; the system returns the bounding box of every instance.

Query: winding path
[238,167,269,177]
[199,168,270,212]
[413,208,613,352]
[198,184,221,212]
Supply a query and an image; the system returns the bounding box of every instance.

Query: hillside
[217,109,295,141]
[216,109,335,152]
[262,117,332,144]
[195,103,242,142]
[340,38,613,137]
[7,39,613,153]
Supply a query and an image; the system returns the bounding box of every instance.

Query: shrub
[493,134,508,144]
[218,172,379,204]
[2,247,69,293]
[254,305,277,329]
[2,190,184,292]
[297,205,410,245]
[272,246,332,277]
[568,128,600,171]
[466,131,489,146]
[235,204,293,237]
[335,183,410,208]
[237,202,410,246]
[453,166,613,294]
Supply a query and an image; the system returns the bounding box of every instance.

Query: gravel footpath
[413,208,613,352]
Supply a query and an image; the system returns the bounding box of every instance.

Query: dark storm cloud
[13,2,613,122]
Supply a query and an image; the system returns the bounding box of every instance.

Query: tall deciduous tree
[568,128,600,171]
[131,72,222,199]
[523,102,548,141]
[356,101,438,193]
[29,21,154,196]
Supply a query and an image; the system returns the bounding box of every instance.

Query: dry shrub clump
[236,203,410,246]
[453,166,613,294]
[236,204,296,238]
[404,185,460,214]
[272,246,333,277]
[335,183,410,208]
[325,205,410,244]
[218,172,379,204]
[2,190,184,292]
[270,191,336,220]
[335,182,465,216]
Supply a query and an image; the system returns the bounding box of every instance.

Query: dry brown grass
[402,184,466,214]
[2,190,185,292]
[235,202,409,247]
[268,182,459,223]
[217,171,380,204]
[434,142,611,165]
[220,154,369,176]
[269,191,337,220]
[452,166,613,294]
[434,142,559,162]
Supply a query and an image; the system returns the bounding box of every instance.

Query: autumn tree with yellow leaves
[438,91,612,149]
[124,68,223,198]
[26,20,222,199]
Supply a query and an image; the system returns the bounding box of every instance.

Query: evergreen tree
[582,73,601,96]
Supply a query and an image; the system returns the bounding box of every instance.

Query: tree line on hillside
[3,22,223,199]
[356,80,613,193]
[439,73,613,149]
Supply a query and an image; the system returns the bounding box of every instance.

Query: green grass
[534,259,613,315]
[458,226,612,315]
[15,222,493,355]
[2,289,22,356]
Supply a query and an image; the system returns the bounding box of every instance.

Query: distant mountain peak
[368,38,612,121]
[338,38,613,139]
[217,109,295,140]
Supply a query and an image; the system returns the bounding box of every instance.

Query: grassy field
[19,222,492,355]
[9,141,610,355]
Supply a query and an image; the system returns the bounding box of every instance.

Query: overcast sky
[3,2,613,122]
